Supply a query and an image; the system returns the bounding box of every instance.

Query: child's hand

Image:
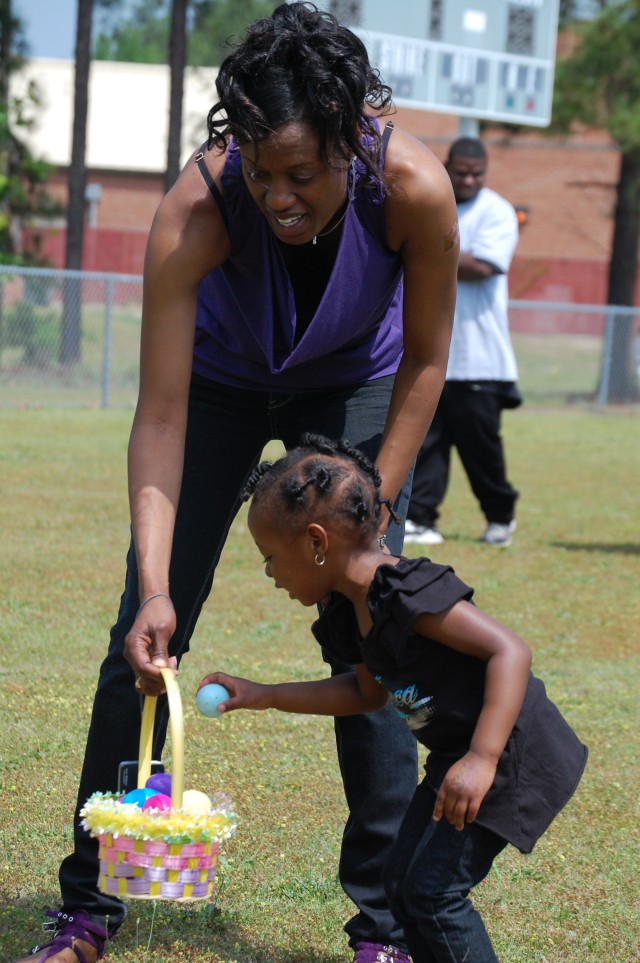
[432,752,497,830]
[197,671,273,713]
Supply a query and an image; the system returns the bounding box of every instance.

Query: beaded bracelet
[136,592,173,618]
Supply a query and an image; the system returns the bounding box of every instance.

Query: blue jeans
[383,779,508,962]
[59,375,418,949]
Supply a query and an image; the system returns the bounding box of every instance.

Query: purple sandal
[28,909,109,962]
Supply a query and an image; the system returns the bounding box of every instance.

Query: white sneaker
[480,520,516,547]
[404,519,445,545]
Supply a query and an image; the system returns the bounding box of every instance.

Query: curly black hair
[242,433,397,540]
[206,2,394,183]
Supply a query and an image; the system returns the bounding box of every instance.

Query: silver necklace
[312,198,351,245]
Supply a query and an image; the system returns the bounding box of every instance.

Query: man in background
[405,137,521,547]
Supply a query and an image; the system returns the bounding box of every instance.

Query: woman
[17,4,458,962]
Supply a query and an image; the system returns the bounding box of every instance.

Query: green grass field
[1,408,639,963]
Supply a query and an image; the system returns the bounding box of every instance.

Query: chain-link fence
[0,266,142,409]
[510,299,640,409]
[1,266,639,410]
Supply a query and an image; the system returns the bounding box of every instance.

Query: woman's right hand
[124,594,178,695]
[125,148,231,701]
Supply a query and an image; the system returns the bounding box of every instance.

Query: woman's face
[239,121,350,245]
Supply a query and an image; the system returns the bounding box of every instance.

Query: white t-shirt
[446,187,519,381]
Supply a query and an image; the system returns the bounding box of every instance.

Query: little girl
[200,433,587,963]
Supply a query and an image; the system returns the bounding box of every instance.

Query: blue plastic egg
[196,683,230,718]
[120,787,158,808]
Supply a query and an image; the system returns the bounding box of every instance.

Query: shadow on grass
[3,896,342,963]
[551,542,639,555]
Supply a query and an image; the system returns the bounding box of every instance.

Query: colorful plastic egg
[142,792,172,813]
[145,772,172,796]
[196,683,230,718]
[120,787,158,808]
[181,789,212,813]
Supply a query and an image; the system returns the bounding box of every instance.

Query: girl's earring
[314,552,325,567]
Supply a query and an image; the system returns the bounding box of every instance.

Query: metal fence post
[101,276,113,409]
[597,308,615,409]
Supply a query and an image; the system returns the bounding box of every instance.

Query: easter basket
[81,667,237,902]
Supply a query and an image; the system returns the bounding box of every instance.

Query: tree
[93,0,274,67]
[188,0,273,65]
[0,0,58,266]
[1,0,63,372]
[165,0,188,192]
[60,0,95,365]
[552,0,640,401]
[94,0,170,63]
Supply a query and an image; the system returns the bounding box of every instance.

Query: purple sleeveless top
[192,128,404,392]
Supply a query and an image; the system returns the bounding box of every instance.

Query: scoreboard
[316,0,560,126]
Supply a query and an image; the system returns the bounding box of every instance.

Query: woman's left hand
[432,751,497,830]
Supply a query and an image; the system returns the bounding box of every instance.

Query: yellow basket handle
[137,667,184,810]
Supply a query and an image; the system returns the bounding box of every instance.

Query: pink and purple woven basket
[81,668,236,902]
[97,834,219,900]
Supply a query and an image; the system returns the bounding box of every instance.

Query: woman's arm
[414,600,532,829]
[124,149,231,693]
[375,129,459,511]
[197,664,388,716]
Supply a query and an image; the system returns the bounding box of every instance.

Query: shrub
[5,299,59,366]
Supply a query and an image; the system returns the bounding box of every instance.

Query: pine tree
[553,0,640,401]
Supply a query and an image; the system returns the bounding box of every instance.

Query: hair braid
[242,433,397,538]
[241,461,274,501]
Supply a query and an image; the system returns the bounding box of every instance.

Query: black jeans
[383,780,507,962]
[408,381,519,528]
[59,375,418,949]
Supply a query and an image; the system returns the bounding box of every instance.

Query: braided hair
[206,2,394,185]
[242,433,397,540]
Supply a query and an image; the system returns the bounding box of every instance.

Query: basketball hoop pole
[458,116,480,138]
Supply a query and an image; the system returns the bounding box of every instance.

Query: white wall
[11,58,219,173]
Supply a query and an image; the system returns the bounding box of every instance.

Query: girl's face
[248,505,329,607]
[239,120,350,245]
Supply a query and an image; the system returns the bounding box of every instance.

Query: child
[199,434,587,963]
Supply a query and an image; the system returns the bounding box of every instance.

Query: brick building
[12,58,635,309]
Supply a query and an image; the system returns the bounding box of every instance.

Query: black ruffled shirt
[312,556,587,853]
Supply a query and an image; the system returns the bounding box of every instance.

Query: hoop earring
[314,552,325,567]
